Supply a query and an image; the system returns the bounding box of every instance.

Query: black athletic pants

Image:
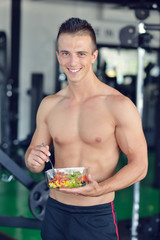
[41,197,119,240]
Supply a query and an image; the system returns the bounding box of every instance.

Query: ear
[92,50,98,64]
[56,51,60,63]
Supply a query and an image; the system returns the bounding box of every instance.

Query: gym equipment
[29,179,49,221]
[0,231,16,240]
[131,22,160,240]
[0,31,11,155]
[154,76,160,188]
[119,25,138,47]
[28,73,44,133]
[0,148,49,228]
[9,0,21,141]
[131,23,146,240]
[142,214,160,240]
[120,20,160,239]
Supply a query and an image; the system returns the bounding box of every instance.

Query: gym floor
[0,151,159,240]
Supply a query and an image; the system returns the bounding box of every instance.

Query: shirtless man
[25,18,148,240]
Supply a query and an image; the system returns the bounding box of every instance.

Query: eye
[78,52,86,57]
[61,51,69,57]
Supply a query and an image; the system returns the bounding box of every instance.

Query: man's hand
[58,174,103,197]
[26,144,51,173]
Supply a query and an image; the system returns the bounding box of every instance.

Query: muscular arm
[99,97,148,194]
[25,97,52,173]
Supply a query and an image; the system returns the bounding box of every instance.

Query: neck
[67,73,100,102]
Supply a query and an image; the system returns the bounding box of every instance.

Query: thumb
[87,174,94,183]
[46,145,50,150]
[42,143,49,150]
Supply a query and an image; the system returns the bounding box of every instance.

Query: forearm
[99,160,148,195]
[58,159,148,198]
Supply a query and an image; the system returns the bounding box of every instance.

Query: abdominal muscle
[48,139,120,205]
[49,146,118,206]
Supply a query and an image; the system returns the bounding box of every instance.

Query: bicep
[30,124,52,148]
[30,99,52,147]
[115,100,147,163]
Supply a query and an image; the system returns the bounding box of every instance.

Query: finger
[59,187,79,193]
[28,157,43,168]
[30,148,48,164]
[57,188,79,195]
[35,146,51,160]
[34,148,49,160]
[59,185,89,195]
[30,152,47,165]
[40,144,51,157]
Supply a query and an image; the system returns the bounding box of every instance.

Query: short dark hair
[56,17,97,52]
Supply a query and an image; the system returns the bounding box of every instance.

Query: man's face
[56,33,98,83]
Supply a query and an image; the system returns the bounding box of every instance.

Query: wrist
[98,179,112,195]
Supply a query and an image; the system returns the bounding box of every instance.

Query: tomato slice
[59,177,70,183]
[77,175,87,182]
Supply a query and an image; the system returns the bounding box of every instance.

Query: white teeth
[69,69,80,73]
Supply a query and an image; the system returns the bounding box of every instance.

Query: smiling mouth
[68,68,81,73]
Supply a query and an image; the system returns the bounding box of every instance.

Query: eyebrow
[77,51,88,54]
[59,50,69,53]
[59,50,89,54]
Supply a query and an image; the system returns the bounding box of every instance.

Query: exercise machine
[0,148,49,229]
[120,15,160,239]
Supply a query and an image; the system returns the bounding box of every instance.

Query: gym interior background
[0,0,160,239]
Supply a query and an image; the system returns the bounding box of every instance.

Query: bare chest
[47,99,114,145]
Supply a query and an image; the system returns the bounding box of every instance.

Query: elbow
[138,163,148,182]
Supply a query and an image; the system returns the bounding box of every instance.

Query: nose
[69,55,77,66]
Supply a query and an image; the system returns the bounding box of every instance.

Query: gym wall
[0,0,159,141]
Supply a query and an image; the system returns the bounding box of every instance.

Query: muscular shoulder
[103,87,140,125]
[41,87,69,108]
[36,88,68,121]
[111,96,140,128]
[106,91,132,109]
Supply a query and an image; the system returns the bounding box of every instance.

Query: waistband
[47,197,114,215]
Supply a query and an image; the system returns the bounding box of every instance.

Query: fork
[41,143,54,169]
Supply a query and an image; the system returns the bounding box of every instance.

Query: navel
[95,137,102,143]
